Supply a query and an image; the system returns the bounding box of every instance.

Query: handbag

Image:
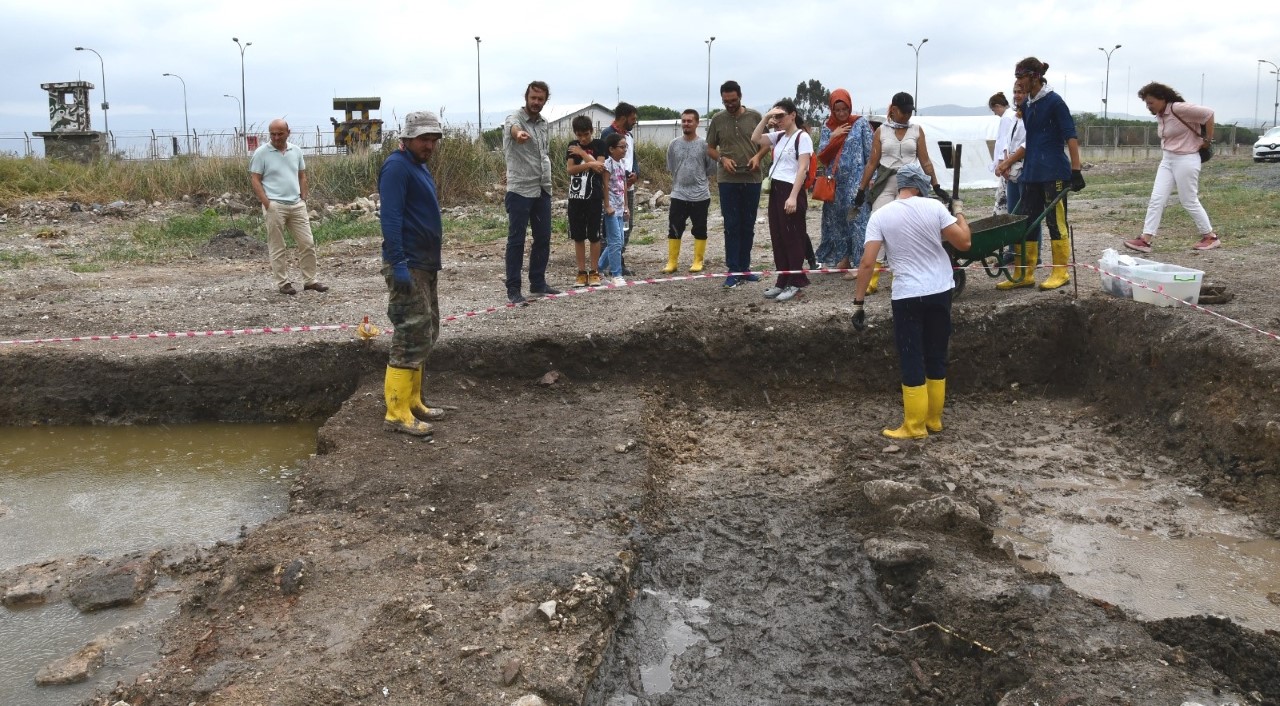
[1169,104,1213,163]
[812,163,837,202]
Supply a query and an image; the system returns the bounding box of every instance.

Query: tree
[635,105,681,120]
[794,80,831,124]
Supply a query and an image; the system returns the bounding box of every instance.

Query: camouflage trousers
[382,265,439,369]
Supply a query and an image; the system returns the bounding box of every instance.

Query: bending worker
[378,111,450,437]
[851,162,970,439]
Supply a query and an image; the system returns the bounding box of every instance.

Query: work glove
[391,262,413,296]
[951,200,964,217]
[853,188,866,208]
[851,302,866,332]
[932,184,952,205]
[1070,169,1086,192]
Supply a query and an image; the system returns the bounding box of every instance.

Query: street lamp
[907,38,928,116]
[475,36,482,140]
[223,94,242,150]
[1098,44,1121,121]
[73,46,108,144]
[162,73,190,154]
[1261,59,1280,129]
[232,37,251,141]
[705,36,716,120]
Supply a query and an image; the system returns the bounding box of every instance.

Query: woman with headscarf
[854,92,946,293]
[814,89,873,278]
[1011,56,1085,290]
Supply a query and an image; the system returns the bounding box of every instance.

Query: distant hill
[920,104,1157,122]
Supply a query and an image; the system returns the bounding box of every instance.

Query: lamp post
[1262,59,1280,129]
[907,38,928,115]
[1256,61,1263,130]
[232,37,251,145]
[73,46,108,145]
[162,73,190,154]
[475,36,482,139]
[1098,44,1121,121]
[223,94,242,150]
[705,36,716,120]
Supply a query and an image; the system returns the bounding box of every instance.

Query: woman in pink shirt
[1124,82,1219,253]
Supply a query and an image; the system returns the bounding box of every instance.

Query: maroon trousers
[767,181,811,288]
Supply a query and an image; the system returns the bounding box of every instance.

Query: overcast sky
[2,0,1277,154]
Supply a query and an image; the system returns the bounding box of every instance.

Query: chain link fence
[0,126,387,160]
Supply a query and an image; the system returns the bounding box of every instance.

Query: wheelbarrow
[944,186,1071,298]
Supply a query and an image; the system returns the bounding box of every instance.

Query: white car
[1255,126,1280,162]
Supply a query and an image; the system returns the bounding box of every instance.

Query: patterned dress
[815,117,873,266]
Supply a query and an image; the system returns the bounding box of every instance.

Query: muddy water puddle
[0,422,317,705]
[937,403,1280,632]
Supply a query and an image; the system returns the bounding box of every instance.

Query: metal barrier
[0,126,378,160]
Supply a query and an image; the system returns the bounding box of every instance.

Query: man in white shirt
[852,162,971,440]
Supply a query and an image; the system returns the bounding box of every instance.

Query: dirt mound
[199,228,266,259]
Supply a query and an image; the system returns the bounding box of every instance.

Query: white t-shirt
[865,196,958,300]
[766,129,813,184]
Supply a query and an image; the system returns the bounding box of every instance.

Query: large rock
[863,538,930,567]
[67,555,157,612]
[35,641,104,685]
[862,479,928,508]
[891,495,982,530]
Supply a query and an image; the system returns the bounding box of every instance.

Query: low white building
[541,103,615,138]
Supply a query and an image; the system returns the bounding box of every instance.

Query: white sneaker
[775,286,802,301]
[763,286,783,299]
[612,276,627,287]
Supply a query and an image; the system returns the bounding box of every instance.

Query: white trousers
[1142,151,1212,237]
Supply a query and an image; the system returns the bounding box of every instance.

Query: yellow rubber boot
[866,267,881,294]
[1039,238,1072,290]
[690,239,707,273]
[662,239,681,274]
[925,378,946,433]
[384,366,433,437]
[410,365,446,422]
[883,384,929,440]
[996,242,1039,290]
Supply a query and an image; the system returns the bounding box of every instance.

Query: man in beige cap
[249,118,328,295]
[378,111,449,437]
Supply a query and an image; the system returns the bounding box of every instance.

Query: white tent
[902,115,1002,191]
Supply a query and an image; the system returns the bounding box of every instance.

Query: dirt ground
[3,158,1280,705]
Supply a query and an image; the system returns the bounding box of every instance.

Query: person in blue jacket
[1012,56,1085,290]
[378,111,449,437]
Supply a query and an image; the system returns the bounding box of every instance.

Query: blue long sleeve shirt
[379,149,442,271]
[1018,90,1077,184]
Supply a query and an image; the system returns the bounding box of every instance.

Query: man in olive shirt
[502,80,561,305]
[706,80,770,288]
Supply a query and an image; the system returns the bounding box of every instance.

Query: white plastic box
[1097,255,1161,299]
[1129,263,1205,307]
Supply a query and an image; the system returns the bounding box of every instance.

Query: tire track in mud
[587,401,906,705]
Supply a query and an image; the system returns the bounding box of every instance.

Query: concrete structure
[34,81,104,162]
[331,97,383,151]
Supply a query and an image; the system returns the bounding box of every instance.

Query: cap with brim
[403,111,443,138]
[891,92,915,114]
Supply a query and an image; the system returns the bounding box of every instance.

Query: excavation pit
[2,296,1280,705]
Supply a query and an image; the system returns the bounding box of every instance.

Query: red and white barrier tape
[2,263,1275,346]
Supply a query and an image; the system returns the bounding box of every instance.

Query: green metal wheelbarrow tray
[944,186,1071,298]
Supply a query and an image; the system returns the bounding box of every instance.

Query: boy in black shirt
[566,115,607,286]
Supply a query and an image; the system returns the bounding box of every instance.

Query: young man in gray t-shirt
[664,109,718,274]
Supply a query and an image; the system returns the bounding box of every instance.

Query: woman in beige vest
[855,92,944,293]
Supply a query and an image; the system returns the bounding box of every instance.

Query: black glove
[851,302,866,332]
[853,188,866,208]
[932,184,952,205]
[391,262,413,296]
[1070,169,1086,192]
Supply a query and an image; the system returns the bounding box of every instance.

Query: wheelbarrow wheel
[952,268,967,299]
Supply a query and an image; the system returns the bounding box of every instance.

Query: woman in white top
[854,92,944,293]
[751,98,813,302]
[851,162,971,440]
[993,84,1040,289]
